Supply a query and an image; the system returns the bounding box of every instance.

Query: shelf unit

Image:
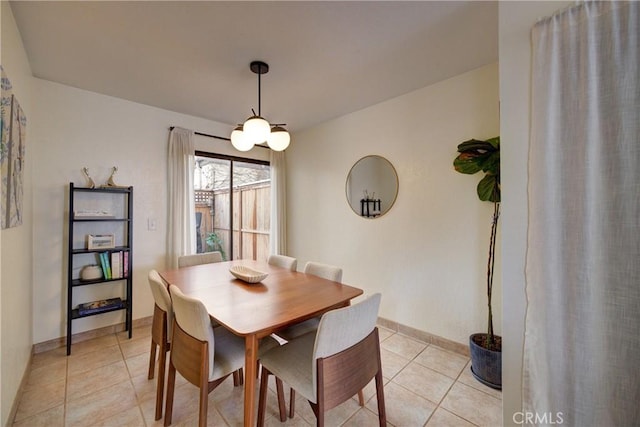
[66,183,133,355]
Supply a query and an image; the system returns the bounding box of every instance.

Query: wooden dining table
[159,259,363,427]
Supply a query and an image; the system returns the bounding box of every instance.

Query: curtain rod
[169,126,269,150]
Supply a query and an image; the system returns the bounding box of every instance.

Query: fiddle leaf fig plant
[454,136,501,351]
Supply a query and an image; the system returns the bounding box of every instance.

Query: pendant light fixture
[231,61,290,151]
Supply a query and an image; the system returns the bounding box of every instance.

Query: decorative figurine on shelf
[101,166,126,188]
[82,167,95,189]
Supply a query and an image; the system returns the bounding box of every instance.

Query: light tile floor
[12,324,502,426]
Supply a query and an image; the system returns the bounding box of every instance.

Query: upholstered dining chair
[257,293,386,427]
[147,269,173,420]
[177,251,224,327]
[164,285,246,427]
[275,261,342,341]
[267,254,298,271]
[177,251,223,268]
[276,261,366,414]
[303,261,342,282]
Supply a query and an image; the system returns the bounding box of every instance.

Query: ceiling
[10,1,498,133]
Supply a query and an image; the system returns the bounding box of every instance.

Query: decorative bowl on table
[229,266,268,284]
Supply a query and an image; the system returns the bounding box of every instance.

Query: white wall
[30,79,235,344]
[499,2,571,425]
[1,2,34,424]
[287,63,500,345]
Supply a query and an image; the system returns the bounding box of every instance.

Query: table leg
[244,334,258,427]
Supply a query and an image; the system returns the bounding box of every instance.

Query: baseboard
[31,315,468,358]
[32,316,153,355]
[6,351,33,427]
[377,317,470,357]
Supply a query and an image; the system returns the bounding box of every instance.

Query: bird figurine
[81,167,95,189]
[102,166,122,188]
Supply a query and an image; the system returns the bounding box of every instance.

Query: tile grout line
[385,331,487,427]
[382,332,449,425]
[119,332,151,427]
[13,325,499,427]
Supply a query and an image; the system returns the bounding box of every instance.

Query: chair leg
[289,388,296,418]
[198,376,209,427]
[275,377,286,422]
[154,345,167,420]
[233,367,244,386]
[164,362,176,427]
[375,370,386,426]
[316,402,324,427]
[257,367,270,427]
[357,389,365,406]
[148,339,157,380]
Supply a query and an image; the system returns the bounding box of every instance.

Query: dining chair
[267,254,298,271]
[303,261,342,282]
[257,293,386,427]
[147,269,173,420]
[165,285,283,426]
[164,285,246,427]
[277,261,366,412]
[177,251,224,327]
[177,251,223,268]
[275,261,342,341]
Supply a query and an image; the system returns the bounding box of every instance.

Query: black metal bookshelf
[66,182,133,355]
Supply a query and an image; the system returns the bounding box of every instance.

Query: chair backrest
[178,251,223,268]
[169,285,216,378]
[304,261,342,283]
[148,270,173,339]
[268,254,298,271]
[312,293,381,395]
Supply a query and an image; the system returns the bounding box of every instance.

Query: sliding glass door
[194,153,270,261]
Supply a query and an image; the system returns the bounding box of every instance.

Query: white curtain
[166,127,196,269]
[270,150,287,256]
[525,2,639,425]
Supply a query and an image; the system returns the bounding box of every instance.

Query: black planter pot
[469,333,502,390]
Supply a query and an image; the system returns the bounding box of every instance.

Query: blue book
[98,252,109,279]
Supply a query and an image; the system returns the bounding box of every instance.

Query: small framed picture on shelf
[87,234,115,250]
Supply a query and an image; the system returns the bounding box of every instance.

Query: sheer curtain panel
[270,150,287,256]
[525,2,639,425]
[166,127,196,269]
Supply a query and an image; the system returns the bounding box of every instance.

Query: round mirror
[346,155,398,218]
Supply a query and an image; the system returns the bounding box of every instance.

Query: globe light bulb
[231,126,254,151]
[243,116,271,144]
[266,126,290,151]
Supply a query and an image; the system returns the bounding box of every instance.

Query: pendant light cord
[257,63,262,116]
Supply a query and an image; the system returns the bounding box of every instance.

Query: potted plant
[453,136,501,389]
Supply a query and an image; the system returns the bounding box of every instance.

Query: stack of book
[77,297,124,316]
[98,251,129,280]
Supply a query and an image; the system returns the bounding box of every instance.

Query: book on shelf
[111,251,122,279]
[123,251,129,278]
[99,252,112,279]
[77,297,124,316]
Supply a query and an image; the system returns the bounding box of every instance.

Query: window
[194,152,270,261]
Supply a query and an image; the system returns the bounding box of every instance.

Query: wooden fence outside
[195,182,270,261]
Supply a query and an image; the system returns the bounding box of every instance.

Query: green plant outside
[453,136,501,351]
[205,232,227,261]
